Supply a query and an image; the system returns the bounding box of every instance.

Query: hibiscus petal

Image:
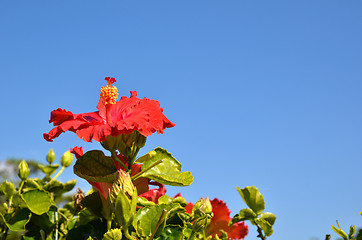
[139,182,166,203]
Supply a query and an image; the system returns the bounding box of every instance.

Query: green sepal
[236,186,265,215]
[73,150,117,183]
[103,228,123,240]
[230,208,257,225]
[37,164,59,176]
[0,180,15,199]
[22,189,53,215]
[114,188,137,227]
[136,147,193,186]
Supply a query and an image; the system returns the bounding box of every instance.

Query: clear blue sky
[1,1,362,239]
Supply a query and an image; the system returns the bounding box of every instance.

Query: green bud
[193,197,213,219]
[60,151,74,167]
[46,149,56,164]
[109,169,135,205]
[18,160,30,180]
[192,215,212,233]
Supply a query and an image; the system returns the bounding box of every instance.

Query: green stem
[52,166,65,181]
[19,180,26,194]
[256,224,266,240]
[107,219,112,230]
[131,159,163,181]
[124,228,135,240]
[150,209,167,240]
[112,151,129,171]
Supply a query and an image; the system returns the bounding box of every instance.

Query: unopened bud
[192,215,212,233]
[46,149,56,164]
[193,197,212,219]
[18,160,30,180]
[109,169,135,205]
[60,151,73,167]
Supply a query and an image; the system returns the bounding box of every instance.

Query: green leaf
[24,179,43,190]
[0,181,15,199]
[73,150,117,183]
[67,224,99,240]
[77,208,99,226]
[0,208,31,232]
[103,228,122,240]
[137,148,193,186]
[236,186,265,215]
[22,189,53,215]
[260,212,276,226]
[133,203,185,238]
[157,226,183,240]
[255,218,273,237]
[37,164,59,176]
[230,208,257,225]
[331,224,348,239]
[356,228,362,240]
[81,192,103,217]
[44,179,76,196]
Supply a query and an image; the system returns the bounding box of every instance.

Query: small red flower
[207,198,248,239]
[44,77,175,143]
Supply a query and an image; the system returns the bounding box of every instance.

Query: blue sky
[1,1,362,239]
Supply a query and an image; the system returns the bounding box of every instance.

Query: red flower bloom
[44,77,175,143]
[207,198,248,239]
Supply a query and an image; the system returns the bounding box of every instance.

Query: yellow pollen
[100,85,118,105]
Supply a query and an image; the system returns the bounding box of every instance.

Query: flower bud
[60,151,74,167]
[192,215,212,233]
[18,160,30,180]
[109,169,135,205]
[46,149,56,164]
[193,197,212,219]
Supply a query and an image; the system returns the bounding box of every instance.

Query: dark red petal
[87,181,112,200]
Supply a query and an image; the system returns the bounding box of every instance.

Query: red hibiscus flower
[207,198,248,239]
[44,77,175,143]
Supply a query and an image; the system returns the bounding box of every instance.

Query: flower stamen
[100,77,118,105]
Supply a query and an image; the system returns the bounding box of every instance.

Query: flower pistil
[100,77,119,123]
